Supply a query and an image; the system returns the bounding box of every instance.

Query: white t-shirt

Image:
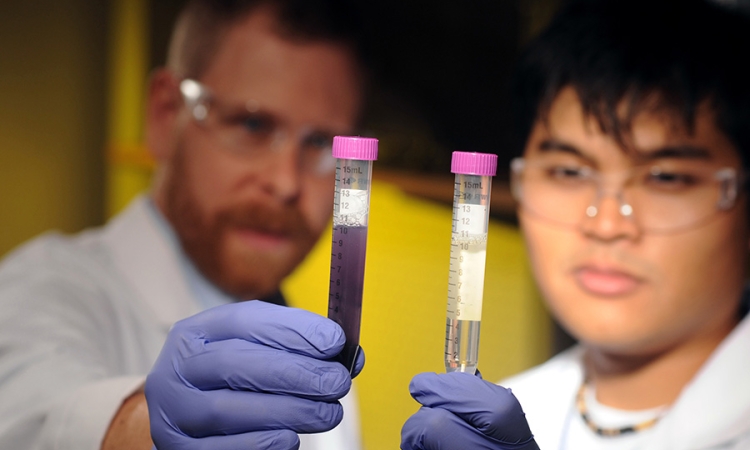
[501,309,750,450]
[0,196,360,450]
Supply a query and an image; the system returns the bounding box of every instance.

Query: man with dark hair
[401,0,750,448]
[0,1,367,449]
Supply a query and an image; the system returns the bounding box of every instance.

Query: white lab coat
[502,307,750,450]
[0,196,360,450]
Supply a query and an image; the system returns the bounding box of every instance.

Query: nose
[580,190,641,241]
[258,134,303,203]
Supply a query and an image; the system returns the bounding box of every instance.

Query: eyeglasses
[510,157,742,233]
[179,78,337,176]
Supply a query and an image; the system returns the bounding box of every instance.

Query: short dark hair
[167,0,367,79]
[512,0,750,169]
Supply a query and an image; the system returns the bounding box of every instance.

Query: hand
[145,300,364,450]
[400,372,539,450]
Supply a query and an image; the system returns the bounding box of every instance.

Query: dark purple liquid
[327,225,368,372]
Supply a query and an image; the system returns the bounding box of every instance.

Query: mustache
[215,202,315,237]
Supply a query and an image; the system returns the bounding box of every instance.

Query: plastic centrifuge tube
[327,136,378,373]
[444,151,497,374]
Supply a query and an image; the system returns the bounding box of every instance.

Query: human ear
[144,69,183,162]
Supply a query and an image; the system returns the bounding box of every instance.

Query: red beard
[162,148,320,299]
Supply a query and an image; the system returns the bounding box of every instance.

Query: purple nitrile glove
[145,300,365,450]
[400,372,540,450]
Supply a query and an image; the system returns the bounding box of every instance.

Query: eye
[239,113,274,135]
[301,132,334,152]
[544,164,593,182]
[644,167,702,190]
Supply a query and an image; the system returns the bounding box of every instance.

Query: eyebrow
[638,145,712,161]
[538,139,581,155]
[538,139,713,163]
[537,139,597,165]
[226,102,350,137]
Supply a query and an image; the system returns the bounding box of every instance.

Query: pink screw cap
[332,136,378,161]
[451,151,498,176]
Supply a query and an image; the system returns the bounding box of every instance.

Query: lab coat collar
[101,195,202,329]
[655,305,750,448]
[501,346,586,450]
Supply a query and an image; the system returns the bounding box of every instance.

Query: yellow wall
[284,180,551,449]
[0,1,107,257]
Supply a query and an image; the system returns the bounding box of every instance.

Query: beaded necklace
[575,382,664,437]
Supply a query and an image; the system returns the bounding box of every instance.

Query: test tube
[444,151,497,374]
[327,136,378,373]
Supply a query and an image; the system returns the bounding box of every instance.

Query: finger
[179,339,352,400]
[401,407,519,450]
[351,346,365,379]
[170,389,343,437]
[173,301,345,359]
[154,429,300,450]
[409,372,533,444]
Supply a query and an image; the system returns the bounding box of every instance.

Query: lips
[573,266,643,297]
[232,226,291,251]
